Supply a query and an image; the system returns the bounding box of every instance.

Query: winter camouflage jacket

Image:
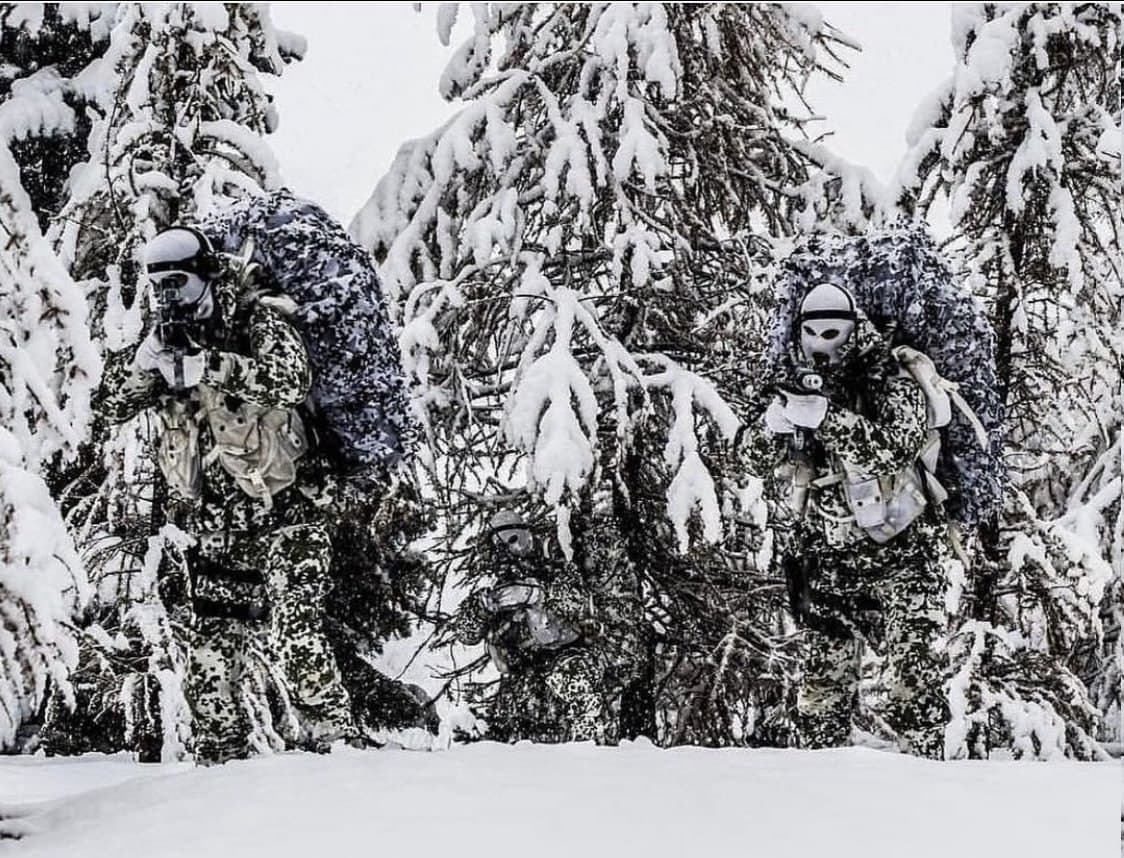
[453,538,594,672]
[738,314,931,550]
[98,268,334,535]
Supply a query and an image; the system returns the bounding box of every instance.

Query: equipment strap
[945,383,991,449]
[810,471,846,489]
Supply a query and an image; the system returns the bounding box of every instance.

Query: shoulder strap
[228,237,299,318]
[893,344,989,449]
[944,383,990,450]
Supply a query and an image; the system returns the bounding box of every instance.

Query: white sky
[266,2,956,226]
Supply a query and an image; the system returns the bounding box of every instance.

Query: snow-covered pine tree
[0,4,115,230]
[895,2,1121,759]
[0,87,100,748]
[40,2,305,761]
[355,2,860,744]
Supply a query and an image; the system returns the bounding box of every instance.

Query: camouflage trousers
[184,522,354,762]
[485,647,613,744]
[794,520,950,759]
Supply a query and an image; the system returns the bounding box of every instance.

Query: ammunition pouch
[806,433,945,545]
[199,386,309,506]
[157,399,203,500]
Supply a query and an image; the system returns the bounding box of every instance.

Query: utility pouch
[874,468,928,543]
[847,467,929,545]
[157,399,202,500]
[845,475,886,529]
[200,386,309,504]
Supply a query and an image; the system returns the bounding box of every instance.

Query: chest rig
[790,345,985,546]
[787,363,932,547]
[156,387,309,507]
[154,280,310,508]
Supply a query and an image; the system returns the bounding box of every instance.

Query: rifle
[156,281,195,391]
[769,355,833,469]
[782,551,851,639]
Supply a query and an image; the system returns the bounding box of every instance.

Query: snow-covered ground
[0,743,1117,858]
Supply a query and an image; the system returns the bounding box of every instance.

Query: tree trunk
[975,220,1024,622]
[614,447,659,741]
[618,634,658,741]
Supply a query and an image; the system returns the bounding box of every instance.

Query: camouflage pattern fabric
[452,533,617,744]
[200,188,418,475]
[183,617,254,764]
[795,518,950,758]
[738,314,951,758]
[541,648,609,742]
[478,647,611,745]
[186,523,353,762]
[99,275,355,762]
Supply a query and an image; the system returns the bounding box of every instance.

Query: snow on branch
[0,144,98,748]
[356,3,856,550]
[643,356,739,551]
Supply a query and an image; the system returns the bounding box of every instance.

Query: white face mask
[800,316,855,366]
[797,282,858,366]
[493,525,534,557]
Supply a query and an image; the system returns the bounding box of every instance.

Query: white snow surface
[1,743,1117,858]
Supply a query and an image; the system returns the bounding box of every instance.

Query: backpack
[768,223,1004,530]
[199,189,417,479]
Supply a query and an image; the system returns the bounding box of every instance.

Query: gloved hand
[763,396,795,435]
[482,583,542,611]
[780,390,829,429]
[133,330,206,390]
[132,329,167,373]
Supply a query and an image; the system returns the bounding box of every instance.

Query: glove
[780,390,829,429]
[763,396,795,435]
[132,330,167,373]
[133,331,206,390]
[526,607,580,648]
[489,583,543,609]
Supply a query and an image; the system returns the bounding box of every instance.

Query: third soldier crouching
[452,511,614,744]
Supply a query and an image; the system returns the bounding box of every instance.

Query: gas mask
[144,227,219,322]
[798,282,857,367]
[151,270,214,321]
[489,510,534,557]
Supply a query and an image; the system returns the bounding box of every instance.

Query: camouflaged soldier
[99,226,356,762]
[737,283,951,759]
[452,511,615,744]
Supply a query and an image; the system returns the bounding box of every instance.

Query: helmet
[798,282,857,366]
[488,510,534,557]
[144,227,219,320]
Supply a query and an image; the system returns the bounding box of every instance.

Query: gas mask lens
[152,270,208,307]
[493,525,533,556]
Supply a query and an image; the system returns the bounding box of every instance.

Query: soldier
[99,226,356,762]
[737,282,951,759]
[451,511,615,744]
